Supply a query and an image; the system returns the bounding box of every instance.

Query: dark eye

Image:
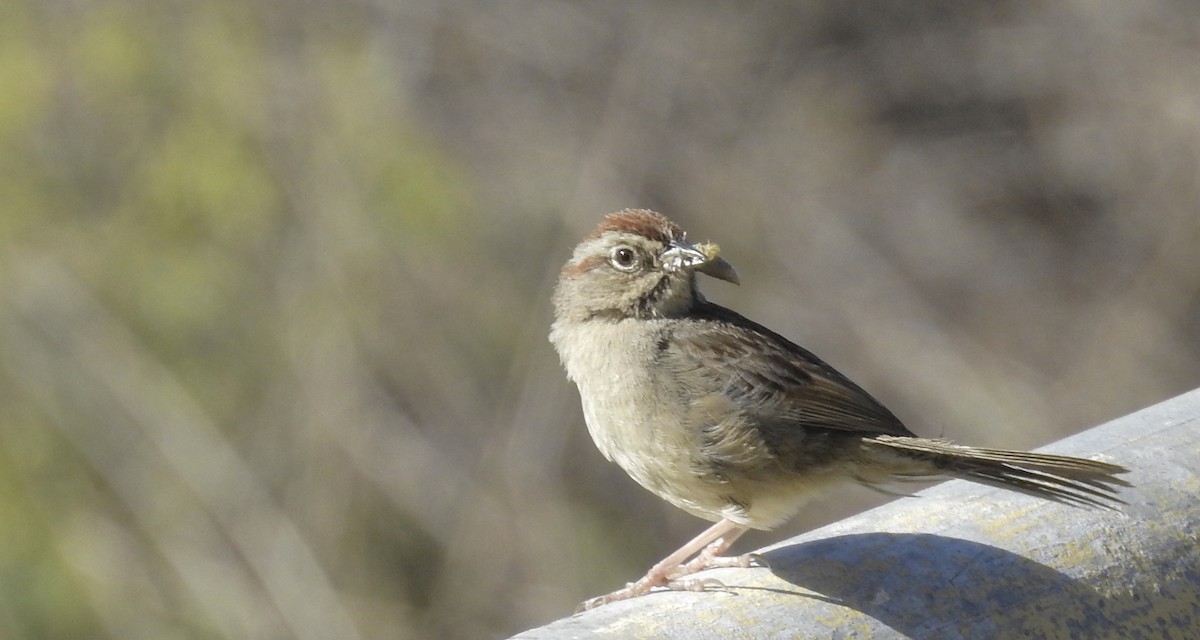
[609,246,638,271]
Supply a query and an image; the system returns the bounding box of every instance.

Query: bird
[548,209,1129,610]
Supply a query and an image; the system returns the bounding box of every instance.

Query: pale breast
[551,317,751,522]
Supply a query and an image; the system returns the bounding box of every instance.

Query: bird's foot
[577,571,739,612]
[660,546,763,594]
[667,540,764,579]
[577,550,763,611]
[576,570,669,612]
[577,520,757,611]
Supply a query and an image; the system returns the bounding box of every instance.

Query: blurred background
[1,1,1198,638]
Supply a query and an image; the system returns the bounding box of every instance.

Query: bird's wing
[660,303,915,439]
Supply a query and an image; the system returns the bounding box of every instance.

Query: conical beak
[660,240,740,285]
[697,252,740,285]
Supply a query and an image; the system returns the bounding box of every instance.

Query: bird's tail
[862,435,1131,508]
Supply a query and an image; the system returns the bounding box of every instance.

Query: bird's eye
[609,246,639,271]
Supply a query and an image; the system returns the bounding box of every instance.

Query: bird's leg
[667,524,755,578]
[578,519,752,611]
[662,522,759,593]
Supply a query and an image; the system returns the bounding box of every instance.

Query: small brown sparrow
[549,209,1129,610]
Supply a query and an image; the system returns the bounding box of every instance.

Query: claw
[576,597,602,613]
[668,577,730,593]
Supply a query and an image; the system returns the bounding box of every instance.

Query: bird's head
[553,209,739,322]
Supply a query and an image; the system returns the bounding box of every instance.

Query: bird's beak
[660,240,740,285]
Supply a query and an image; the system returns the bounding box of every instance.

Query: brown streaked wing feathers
[663,302,916,438]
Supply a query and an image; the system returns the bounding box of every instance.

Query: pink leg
[579,519,753,611]
[666,525,754,581]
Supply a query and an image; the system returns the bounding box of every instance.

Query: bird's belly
[578,384,722,518]
[583,391,847,529]
[559,318,835,528]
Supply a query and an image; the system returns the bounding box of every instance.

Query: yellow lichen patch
[695,242,722,261]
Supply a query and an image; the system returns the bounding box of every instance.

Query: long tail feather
[865,435,1130,509]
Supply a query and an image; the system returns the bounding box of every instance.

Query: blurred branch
[0,255,361,640]
[512,389,1200,639]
